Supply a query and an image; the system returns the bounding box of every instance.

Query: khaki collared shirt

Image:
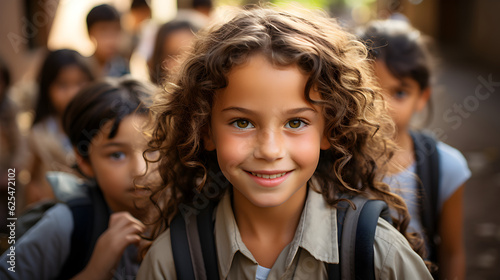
[137,187,432,279]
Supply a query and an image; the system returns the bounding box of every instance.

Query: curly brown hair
[144,6,426,260]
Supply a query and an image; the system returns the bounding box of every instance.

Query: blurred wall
[0,0,52,84]
[392,0,500,67]
[470,0,500,66]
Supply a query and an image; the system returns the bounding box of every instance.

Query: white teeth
[250,172,287,179]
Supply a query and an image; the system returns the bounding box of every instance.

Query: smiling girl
[138,7,432,279]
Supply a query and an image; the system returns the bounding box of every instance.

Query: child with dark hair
[87,4,130,77]
[357,20,470,279]
[0,77,156,279]
[26,49,93,206]
[148,20,198,85]
[138,7,432,279]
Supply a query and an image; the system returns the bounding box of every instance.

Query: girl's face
[373,60,430,134]
[206,54,330,208]
[50,65,90,116]
[79,114,150,213]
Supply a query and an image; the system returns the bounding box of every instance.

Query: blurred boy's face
[78,114,150,214]
[89,21,122,62]
[374,60,429,134]
[205,54,330,209]
[49,65,91,115]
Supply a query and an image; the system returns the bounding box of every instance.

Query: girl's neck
[391,129,415,172]
[232,186,307,268]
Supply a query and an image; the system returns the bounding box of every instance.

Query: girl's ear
[203,126,216,151]
[74,148,95,178]
[320,134,331,150]
[416,87,431,112]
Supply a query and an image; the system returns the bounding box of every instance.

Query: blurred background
[0,0,499,278]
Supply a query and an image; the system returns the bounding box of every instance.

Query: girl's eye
[232,119,254,129]
[109,152,125,160]
[394,91,408,99]
[285,119,307,129]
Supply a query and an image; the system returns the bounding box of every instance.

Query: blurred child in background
[87,4,130,78]
[0,77,156,279]
[358,20,470,279]
[148,20,198,85]
[25,49,93,207]
[125,0,152,58]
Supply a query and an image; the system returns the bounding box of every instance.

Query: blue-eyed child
[0,77,155,279]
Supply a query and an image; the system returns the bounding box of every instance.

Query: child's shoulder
[137,228,176,279]
[373,218,432,278]
[436,141,469,171]
[374,217,410,247]
[0,203,74,279]
[435,141,470,205]
[17,202,74,244]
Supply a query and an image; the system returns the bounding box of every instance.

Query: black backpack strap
[327,196,392,280]
[355,200,392,280]
[56,196,93,280]
[197,203,220,280]
[86,185,111,262]
[170,213,196,280]
[340,196,370,279]
[56,185,111,280]
[171,202,219,280]
[411,131,440,262]
[327,199,349,279]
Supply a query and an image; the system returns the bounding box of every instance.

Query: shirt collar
[294,185,339,264]
[214,185,339,278]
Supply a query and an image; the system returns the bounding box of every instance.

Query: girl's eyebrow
[286,107,317,114]
[400,80,413,89]
[102,142,128,148]
[221,106,317,114]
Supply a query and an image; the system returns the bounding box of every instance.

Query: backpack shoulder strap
[354,200,392,279]
[410,130,440,262]
[56,193,93,279]
[327,195,391,280]
[197,203,219,280]
[56,184,111,280]
[170,202,219,280]
[170,212,197,280]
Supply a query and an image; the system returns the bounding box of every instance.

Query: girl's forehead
[91,114,148,145]
[213,54,322,112]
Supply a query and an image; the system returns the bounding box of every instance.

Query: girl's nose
[254,129,285,161]
[132,152,147,176]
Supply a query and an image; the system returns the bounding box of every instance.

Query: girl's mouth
[249,171,287,179]
[245,170,292,188]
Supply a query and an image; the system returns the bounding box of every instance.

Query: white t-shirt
[384,141,471,235]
